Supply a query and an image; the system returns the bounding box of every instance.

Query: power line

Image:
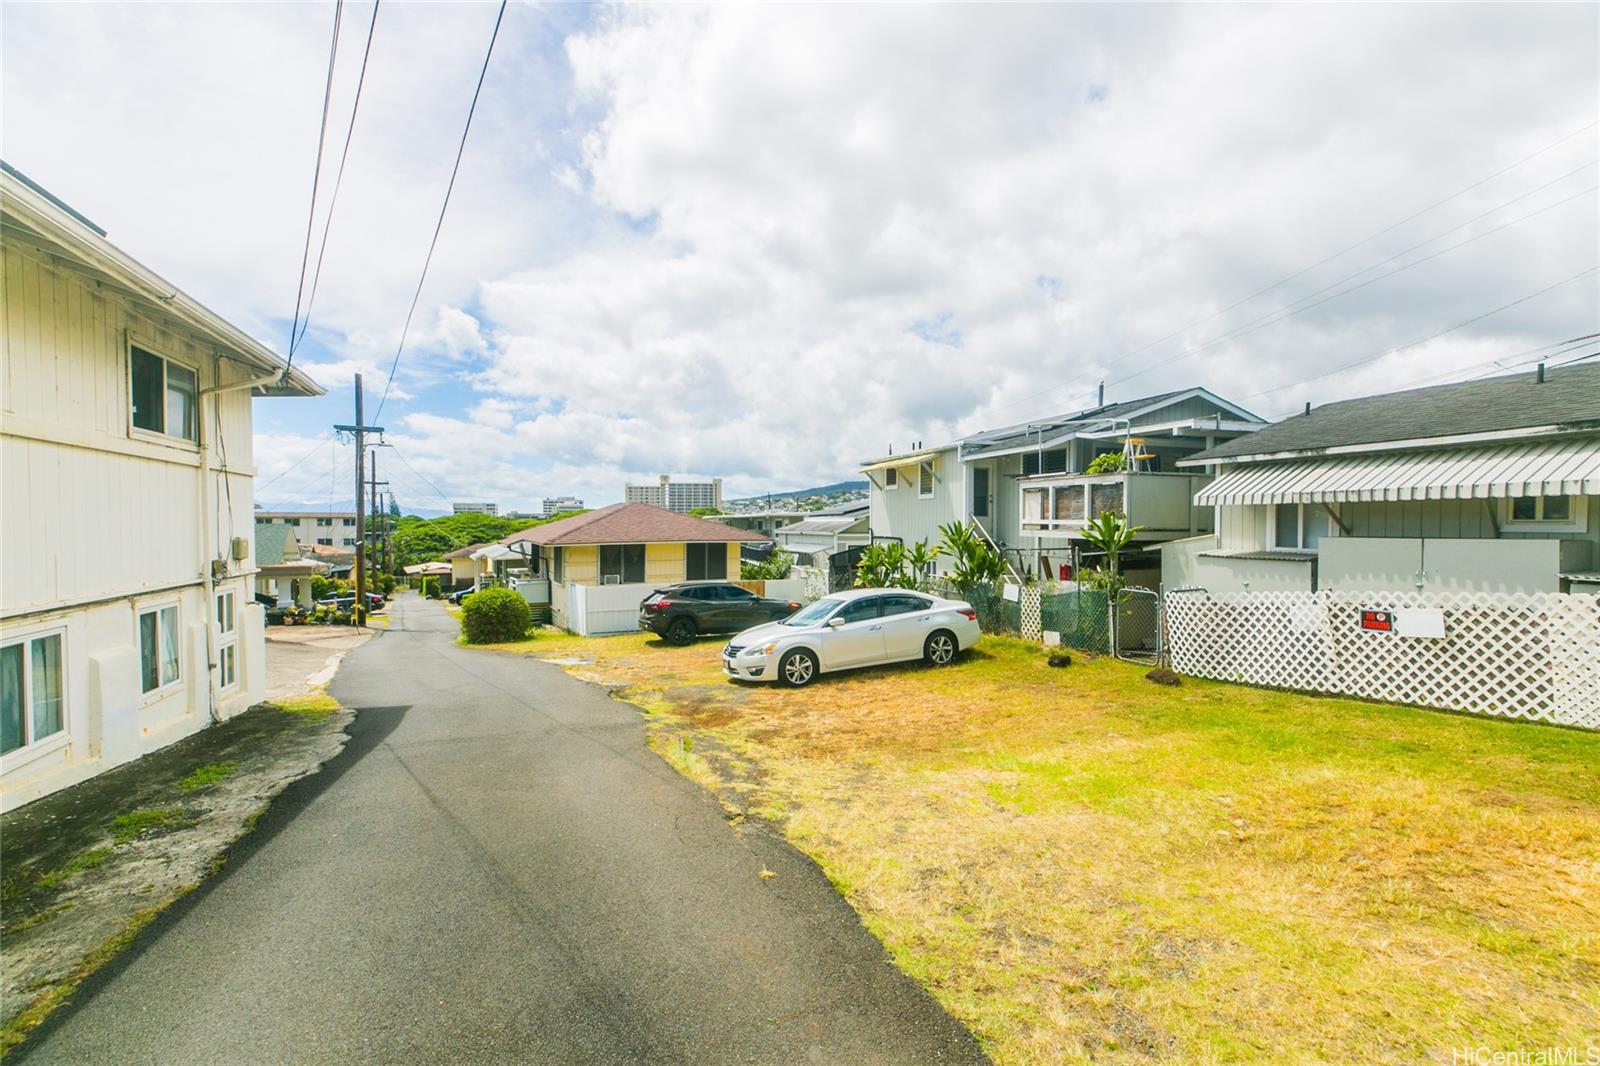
[284,0,345,378]
[1108,179,1599,390]
[972,118,1600,427]
[385,442,455,510]
[1103,119,1600,371]
[1240,265,1600,402]
[290,0,383,359]
[373,0,508,422]
[256,430,338,493]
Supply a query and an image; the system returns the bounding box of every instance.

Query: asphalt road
[20,594,987,1065]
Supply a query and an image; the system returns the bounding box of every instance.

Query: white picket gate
[1165,589,1600,730]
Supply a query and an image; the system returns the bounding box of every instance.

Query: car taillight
[786,602,800,610]
[648,599,671,612]
[958,607,977,621]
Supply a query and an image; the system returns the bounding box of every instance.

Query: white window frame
[1501,495,1587,534]
[215,590,238,691]
[1,626,69,766]
[884,467,899,490]
[127,337,200,447]
[918,461,935,499]
[138,600,183,699]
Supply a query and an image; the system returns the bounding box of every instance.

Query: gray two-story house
[860,388,1266,586]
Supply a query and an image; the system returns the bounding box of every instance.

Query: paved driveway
[20,594,987,1064]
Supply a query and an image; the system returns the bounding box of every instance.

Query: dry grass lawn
[477,629,1600,1064]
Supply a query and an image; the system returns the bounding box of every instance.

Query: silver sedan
[722,587,981,686]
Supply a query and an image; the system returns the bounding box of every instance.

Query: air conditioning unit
[602,575,621,585]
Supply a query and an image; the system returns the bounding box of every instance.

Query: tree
[1081,511,1144,596]
[688,506,725,518]
[936,521,1004,594]
[741,546,794,580]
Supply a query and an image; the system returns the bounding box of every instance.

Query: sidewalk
[0,626,370,1051]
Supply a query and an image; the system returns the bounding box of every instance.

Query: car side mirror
[827,617,846,628]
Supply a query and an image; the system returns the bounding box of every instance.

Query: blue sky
[5,3,1596,514]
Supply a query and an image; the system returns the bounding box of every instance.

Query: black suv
[639,583,800,645]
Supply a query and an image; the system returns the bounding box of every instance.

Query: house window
[884,467,899,489]
[138,604,181,694]
[1270,504,1331,550]
[342,518,356,527]
[130,345,198,442]
[317,518,333,527]
[215,591,237,690]
[317,538,333,546]
[343,538,356,547]
[686,543,728,581]
[599,544,645,584]
[1022,487,1048,531]
[1510,496,1571,522]
[918,461,935,498]
[1021,448,1068,476]
[552,547,564,583]
[2,631,66,756]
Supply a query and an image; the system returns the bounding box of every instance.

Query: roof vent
[1536,362,1546,383]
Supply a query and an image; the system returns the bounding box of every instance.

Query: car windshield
[782,597,843,627]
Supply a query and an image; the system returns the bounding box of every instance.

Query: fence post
[1021,585,1042,642]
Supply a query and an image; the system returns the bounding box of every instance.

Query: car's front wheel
[666,618,697,645]
[779,648,819,687]
[924,629,958,666]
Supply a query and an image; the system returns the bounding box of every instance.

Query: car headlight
[746,642,779,656]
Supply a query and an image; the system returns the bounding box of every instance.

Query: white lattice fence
[1166,589,1600,730]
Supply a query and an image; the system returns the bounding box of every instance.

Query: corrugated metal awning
[1195,437,1600,505]
[860,449,943,473]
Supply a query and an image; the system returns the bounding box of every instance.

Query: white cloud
[8,3,1596,511]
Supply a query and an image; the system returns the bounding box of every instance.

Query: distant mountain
[726,480,868,512]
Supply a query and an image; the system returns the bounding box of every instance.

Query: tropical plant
[852,540,933,589]
[460,586,533,644]
[1080,510,1144,597]
[1086,450,1128,475]
[937,521,1005,594]
[741,546,794,581]
[419,576,441,599]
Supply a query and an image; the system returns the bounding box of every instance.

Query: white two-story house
[1163,363,1600,595]
[1,164,322,810]
[859,388,1265,587]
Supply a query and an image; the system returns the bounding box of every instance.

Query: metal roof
[1189,363,1600,463]
[1194,435,1600,506]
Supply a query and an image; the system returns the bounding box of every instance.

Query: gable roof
[441,542,489,560]
[254,522,299,565]
[1187,363,1600,464]
[503,502,769,547]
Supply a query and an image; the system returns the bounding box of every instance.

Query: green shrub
[460,587,532,644]
[1086,450,1128,475]
[419,576,441,599]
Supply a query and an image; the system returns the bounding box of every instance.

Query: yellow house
[502,503,767,634]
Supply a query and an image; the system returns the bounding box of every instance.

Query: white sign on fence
[1166,589,1600,730]
[1002,583,1021,602]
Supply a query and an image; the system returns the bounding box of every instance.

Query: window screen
[165,362,197,442]
[918,462,935,496]
[1022,449,1068,476]
[686,543,728,581]
[601,544,646,584]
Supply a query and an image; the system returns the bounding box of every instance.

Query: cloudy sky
[5,2,1596,512]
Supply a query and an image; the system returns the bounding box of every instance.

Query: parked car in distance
[639,582,802,645]
[722,587,979,687]
[447,586,477,605]
[316,592,384,610]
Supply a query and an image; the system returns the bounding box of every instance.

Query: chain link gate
[1113,586,1162,663]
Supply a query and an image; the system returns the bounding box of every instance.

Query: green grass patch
[33,848,113,893]
[175,761,238,792]
[110,807,197,845]
[269,693,342,719]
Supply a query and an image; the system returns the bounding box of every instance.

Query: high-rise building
[255,510,360,549]
[541,496,584,516]
[452,502,499,516]
[624,475,723,513]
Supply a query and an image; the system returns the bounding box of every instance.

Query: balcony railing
[1020,471,1212,534]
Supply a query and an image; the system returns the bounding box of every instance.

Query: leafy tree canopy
[389,511,584,569]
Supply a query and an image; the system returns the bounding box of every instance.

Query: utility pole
[335,373,383,627]
[368,451,389,585]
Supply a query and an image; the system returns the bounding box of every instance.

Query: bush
[311,575,351,601]
[419,576,441,599]
[1086,450,1128,475]
[460,587,532,644]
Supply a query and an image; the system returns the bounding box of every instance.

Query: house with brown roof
[441,542,491,590]
[502,503,768,634]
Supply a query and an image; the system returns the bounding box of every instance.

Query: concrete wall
[1159,536,1315,594]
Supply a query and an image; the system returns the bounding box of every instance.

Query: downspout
[198,362,281,722]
